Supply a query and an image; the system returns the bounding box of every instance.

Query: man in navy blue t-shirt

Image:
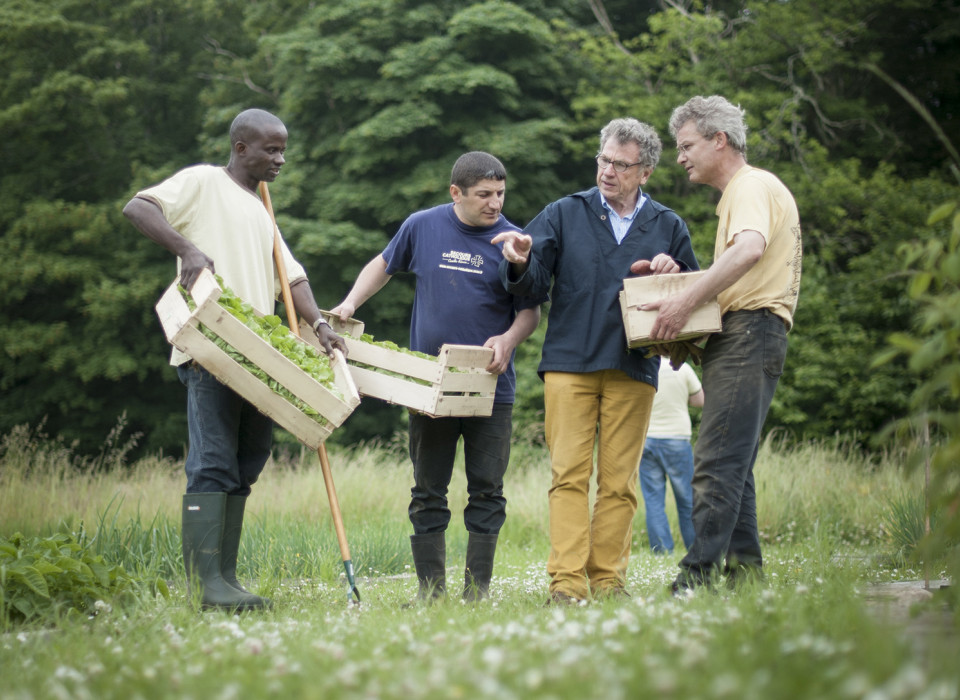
[333,152,543,602]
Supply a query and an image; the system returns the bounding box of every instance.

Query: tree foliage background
[1,0,958,458]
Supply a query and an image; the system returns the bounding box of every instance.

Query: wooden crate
[301,313,498,417]
[619,271,722,348]
[155,270,360,449]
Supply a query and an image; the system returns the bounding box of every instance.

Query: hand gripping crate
[301,313,498,418]
[155,269,360,449]
[619,271,722,348]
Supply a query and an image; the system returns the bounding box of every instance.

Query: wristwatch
[312,317,331,334]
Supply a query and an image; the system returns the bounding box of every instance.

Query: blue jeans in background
[408,403,513,535]
[679,309,787,584]
[638,438,696,553]
[177,363,274,496]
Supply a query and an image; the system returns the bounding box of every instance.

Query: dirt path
[864,580,956,656]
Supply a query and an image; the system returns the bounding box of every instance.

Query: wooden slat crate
[155,269,360,449]
[619,271,722,348]
[301,313,498,418]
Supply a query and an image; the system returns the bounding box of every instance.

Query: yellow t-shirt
[137,164,307,365]
[714,166,802,329]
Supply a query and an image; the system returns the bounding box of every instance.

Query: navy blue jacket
[500,187,698,389]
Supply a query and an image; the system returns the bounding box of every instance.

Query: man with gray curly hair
[494,118,698,604]
[645,95,802,595]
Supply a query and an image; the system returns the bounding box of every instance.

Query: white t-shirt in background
[647,357,702,439]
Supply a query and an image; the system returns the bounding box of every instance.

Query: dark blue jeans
[408,403,513,535]
[177,363,273,496]
[679,309,787,582]
[638,438,696,553]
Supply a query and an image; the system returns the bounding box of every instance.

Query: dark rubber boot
[182,493,268,611]
[462,532,498,602]
[221,495,272,608]
[410,532,446,601]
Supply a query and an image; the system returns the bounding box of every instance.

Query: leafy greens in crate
[180,279,344,424]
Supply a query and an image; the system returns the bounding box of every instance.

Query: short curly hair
[599,118,663,170]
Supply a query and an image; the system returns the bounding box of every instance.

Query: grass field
[1,425,957,699]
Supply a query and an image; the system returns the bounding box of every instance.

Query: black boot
[462,532,498,602]
[410,532,446,601]
[181,493,268,611]
[221,495,272,608]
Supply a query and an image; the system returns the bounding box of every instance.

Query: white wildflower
[482,646,505,668]
[54,666,85,683]
[712,672,741,696]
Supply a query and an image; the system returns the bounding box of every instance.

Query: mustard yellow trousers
[544,370,654,599]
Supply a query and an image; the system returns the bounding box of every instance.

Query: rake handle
[258,181,359,602]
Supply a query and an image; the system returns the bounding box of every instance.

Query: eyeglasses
[595,154,642,173]
[676,136,711,155]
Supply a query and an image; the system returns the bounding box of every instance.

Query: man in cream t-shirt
[123,108,346,611]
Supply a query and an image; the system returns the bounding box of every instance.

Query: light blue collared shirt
[599,190,647,244]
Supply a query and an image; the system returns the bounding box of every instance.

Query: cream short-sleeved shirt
[137,164,306,365]
[647,358,702,439]
[714,166,802,330]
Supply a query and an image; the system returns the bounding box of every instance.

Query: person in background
[332,152,543,602]
[494,118,698,604]
[638,356,704,554]
[123,108,346,611]
[643,95,802,593]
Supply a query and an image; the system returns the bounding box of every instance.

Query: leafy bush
[0,531,135,627]
[876,193,960,607]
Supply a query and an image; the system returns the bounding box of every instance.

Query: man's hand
[482,334,517,375]
[179,248,215,292]
[630,254,680,276]
[643,340,704,369]
[639,294,695,342]
[491,230,532,265]
[314,324,348,357]
[330,302,356,323]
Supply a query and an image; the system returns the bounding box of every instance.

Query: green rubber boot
[182,493,268,611]
[462,532,498,602]
[221,495,272,608]
[410,532,446,601]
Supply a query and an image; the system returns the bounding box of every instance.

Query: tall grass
[0,424,924,584]
[1,426,955,700]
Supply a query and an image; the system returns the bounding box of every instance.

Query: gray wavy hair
[599,118,662,169]
[669,95,748,156]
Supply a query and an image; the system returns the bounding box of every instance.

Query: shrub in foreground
[0,531,138,628]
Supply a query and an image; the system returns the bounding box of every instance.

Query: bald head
[225,109,289,191]
[229,109,286,148]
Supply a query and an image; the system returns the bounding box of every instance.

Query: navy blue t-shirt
[382,203,544,403]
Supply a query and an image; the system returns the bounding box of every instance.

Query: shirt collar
[599,189,646,220]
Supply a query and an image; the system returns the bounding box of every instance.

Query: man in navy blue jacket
[494,119,698,603]
[334,152,543,603]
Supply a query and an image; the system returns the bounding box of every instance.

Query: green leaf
[926,201,958,225]
[31,560,63,576]
[9,567,50,599]
[87,559,110,587]
[908,272,932,298]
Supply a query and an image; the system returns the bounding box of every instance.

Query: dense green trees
[1,0,957,457]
